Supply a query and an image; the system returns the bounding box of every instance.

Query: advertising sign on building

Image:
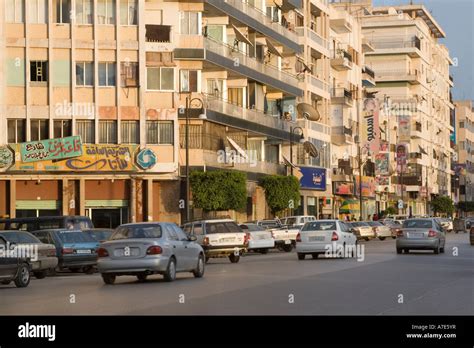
[299,167,326,191]
[375,153,390,176]
[396,143,408,173]
[355,176,376,198]
[361,98,380,154]
[333,182,354,195]
[398,114,411,142]
[20,136,83,163]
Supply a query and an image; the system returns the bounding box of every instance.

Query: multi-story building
[454,100,474,212]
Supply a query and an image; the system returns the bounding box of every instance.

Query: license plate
[409,233,424,238]
[259,235,267,240]
[220,238,235,243]
[309,236,325,242]
[114,248,140,257]
[75,249,91,254]
[284,240,291,244]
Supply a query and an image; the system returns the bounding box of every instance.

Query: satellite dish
[297,103,320,122]
[231,24,253,47]
[303,141,319,158]
[265,38,283,58]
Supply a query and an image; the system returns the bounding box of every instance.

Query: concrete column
[147,179,153,221]
[79,178,86,216]
[9,179,16,218]
[62,179,69,215]
[130,178,136,222]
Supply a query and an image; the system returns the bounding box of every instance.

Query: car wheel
[434,243,440,254]
[297,253,305,260]
[163,257,177,282]
[392,236,396,239]
[364,237,370,241]
[83,266,95,275]
[33,271,47,279]
[102,274,116,285]
[193,254,205,278]
[260,249,269,254]
[311,253,319,259]
[14,264,30,288]
[282,244,293,252]
[1,280,11,285]
[404,249,409,253]
[136,274,148,282]
[396,248,402,254]
[379,237,386,241]
[440,246,445,253]
[229,254,240,263]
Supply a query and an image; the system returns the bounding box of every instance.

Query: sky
[372,0,474,101]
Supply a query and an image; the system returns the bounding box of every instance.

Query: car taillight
[97,247,109,258]
[203,237,209,246]
[61,247,74,255]
[244,232,250,245]
[331,231,339,241]
[47,249,56,257]
[428,230,437,237]
[146,246,163,255]
[296,233,301,242]
[396,229,403,237]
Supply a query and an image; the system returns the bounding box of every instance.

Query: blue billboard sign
[299,167,326,191]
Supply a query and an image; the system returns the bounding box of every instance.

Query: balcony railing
[370,36,421,50]
[331,88,353,99]
[362,66,375,78]
[204,37,300,90]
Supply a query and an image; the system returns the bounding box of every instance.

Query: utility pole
[356,97,363,221]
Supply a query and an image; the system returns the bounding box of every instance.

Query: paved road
[0,233,472,315]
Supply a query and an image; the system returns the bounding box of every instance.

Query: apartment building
[454,101,474,211]
[0,0,184,227]
[358,3,455,216]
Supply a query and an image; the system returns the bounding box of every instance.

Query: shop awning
[339,199,360,213]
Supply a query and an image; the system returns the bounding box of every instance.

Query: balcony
[362,66,376,87]
[295,27,330,56]
[411,122,423,138]
[392,175,422,186]
[204,37,302,97]
[200,93,292,141]
[331,125,353,145]
[205,0,301,53]
[145,24,172,51]
[368,36,422,58]
[297,118,331,143]
[330,14,352,33]
[331,88,353,106]
[362,38,375,53]
[374,68,421,84]
[330,50,353,71]
[448,74,454,87]
[299,73,331,100]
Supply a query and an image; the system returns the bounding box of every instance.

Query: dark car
[0,236,31,287]
[31,229,99,274]
[83,229,114,243]
[0,216,93,232]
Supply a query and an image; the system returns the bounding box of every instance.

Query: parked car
[366,221,391,240]
[0,231,57,279]
[380,220,402,239]
[239,223,275,254]
[97,222,205,284]
[466,217,474,230]
[470,226,474,246]
[0,236,31,287]
[295,220,357,260]
[270,226,300,252]
[83,228,114,243]
[280,215,316,228]
[249,219,282,230]
[434,218,453,233]
[396,218,446,254]
[0,216,93,232]
[347,221,375,241]
[182,219,248,263]
[30,229,99,273]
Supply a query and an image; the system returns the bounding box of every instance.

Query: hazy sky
[372,0,474,101]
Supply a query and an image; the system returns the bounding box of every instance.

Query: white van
[280,215,317,228]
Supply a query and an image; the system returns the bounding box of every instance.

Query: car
[97,222,205,284]
[239,223,275,254]
[182,219,248,263]
[396,218,446,254]
[381,220,402,239]
[0,236,31,288]
[270,225,300,252]
[347,221,375,241]
[83,228,114,242]
[248,219,282,230]
[466,217,474,230]
[453,218,468,234]
[280,216,316,228]
[31,229,99,274]
[296,220,357,260]
[366,221,391,240]
[470,226,474,246]
[0,230,58,279]
[0,216,93,232]
[434,218,453,233]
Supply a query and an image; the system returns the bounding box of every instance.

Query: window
[307,197,316,217]
[120,0,137,25]
[97,0,115,24]
[30,119,49,141]
[146,121,173,145]
[459,122,465,128]
[180,70,198,92]
[207,79,223,97]
[120,62,139,87]
[192,223,203,236]
[53,0,71,23]
[53,120,72,138]
[76,62,94,86]
[28,0,47,23]
[180,11,199,35]
[76,120,95,143]
[30,61,48,83]
[145,25,171,43]
[7,119,26,143]
[99,62,116,86]
[6,0,24,23]
[99,120,117,144]
[121,120,139,144]
[147,67,174,91]
[75,0,93,24]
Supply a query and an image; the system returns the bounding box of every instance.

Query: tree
[430,196,455,215]
[384,206,397,216]
[190,170,247,212]
[259,175,300,216]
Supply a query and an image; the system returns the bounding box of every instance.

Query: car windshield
[302,221,337,231]
[84,230,113,241]
[285,218,297,226]
[207,222,242,234]
[259,221,280,228]
[0,232,41,244]
[241,224,263,232]
[110,225,162,240]
[56,231,97,243]
[367,222,382,226]
[403,220,433,229]
[351,222,368,227]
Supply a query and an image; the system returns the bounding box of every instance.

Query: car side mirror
[188,235,197,242]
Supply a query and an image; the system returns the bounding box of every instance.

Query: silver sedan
[396,218,446,254]
[97,222,205,284]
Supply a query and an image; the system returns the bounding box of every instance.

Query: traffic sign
[398,200,404,209]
